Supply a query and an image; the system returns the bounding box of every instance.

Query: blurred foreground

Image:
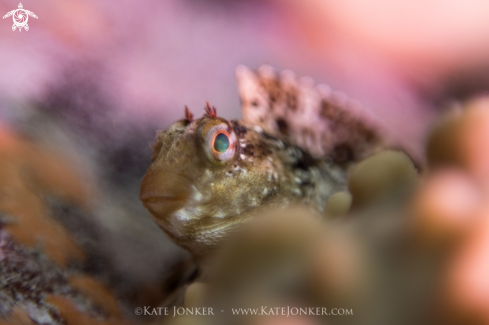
[1,96,489,324]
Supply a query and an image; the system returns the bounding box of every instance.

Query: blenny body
[140,66,386,261]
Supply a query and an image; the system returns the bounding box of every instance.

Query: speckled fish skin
[140,66,386,262]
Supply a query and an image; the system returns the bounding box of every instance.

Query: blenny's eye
[200,123,237,165]
[213,132,230,153]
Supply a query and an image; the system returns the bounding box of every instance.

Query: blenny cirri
[140,65,387,262]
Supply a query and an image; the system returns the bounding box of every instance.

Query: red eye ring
[199,122,237,165]
[212,131,231,154]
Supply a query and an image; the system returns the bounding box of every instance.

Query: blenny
[140,65,387,263]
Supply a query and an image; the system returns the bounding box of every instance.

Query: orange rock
[68,276,122,319]
[0,127,88,265]
[46,295,130,325]
[0,308,35,325]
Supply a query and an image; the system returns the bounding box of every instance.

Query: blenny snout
[140,169,192,224]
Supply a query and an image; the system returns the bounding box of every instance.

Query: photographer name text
[135,306,353,317]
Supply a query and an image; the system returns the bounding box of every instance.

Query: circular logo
[13,9,28,27]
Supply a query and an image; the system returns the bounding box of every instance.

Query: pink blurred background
[3,0,489,149]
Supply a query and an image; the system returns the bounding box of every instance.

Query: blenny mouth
[140,194,187,219]
[139,171,191,221]
[140,194,184,204]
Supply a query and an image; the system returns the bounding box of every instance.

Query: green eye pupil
[214,133,230,153]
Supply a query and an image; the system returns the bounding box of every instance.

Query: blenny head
[140,103,340,260]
